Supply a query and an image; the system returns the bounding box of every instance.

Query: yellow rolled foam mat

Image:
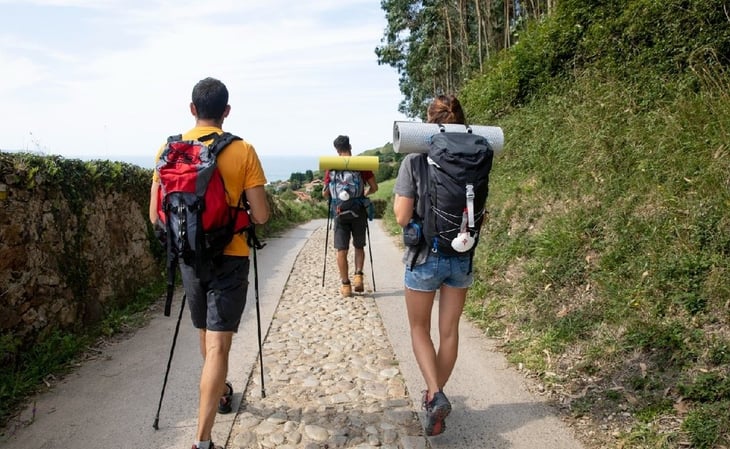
[319,155,380,171]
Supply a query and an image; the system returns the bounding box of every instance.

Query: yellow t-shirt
[153,126,267,257]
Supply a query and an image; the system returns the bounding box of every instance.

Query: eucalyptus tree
[376,0,558,118]
[376,0,452,118]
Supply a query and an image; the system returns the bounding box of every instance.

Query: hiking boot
[353,272,364,292]
[340,281,353,298]
[218,381,233,414]
[423,390,451,436]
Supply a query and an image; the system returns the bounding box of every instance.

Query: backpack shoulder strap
[354,171,365,197]
[329,170,343,189]
[209,132,242,157]
[418,154,432,216]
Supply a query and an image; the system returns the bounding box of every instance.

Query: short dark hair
[192,77,229,120]
[333,135,351,152]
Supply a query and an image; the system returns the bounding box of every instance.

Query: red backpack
[155,132,259,315]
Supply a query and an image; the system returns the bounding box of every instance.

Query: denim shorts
[179,256,250,332]
[404,252,474,292]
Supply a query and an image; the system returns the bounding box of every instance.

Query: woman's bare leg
[405,287,440,399]
[436,285,467,389]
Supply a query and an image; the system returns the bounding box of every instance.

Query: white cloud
[0,50,47,94]
[0,0,116,6]
[0,0,407,159]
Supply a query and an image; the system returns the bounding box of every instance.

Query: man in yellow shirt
[149,77,269,449]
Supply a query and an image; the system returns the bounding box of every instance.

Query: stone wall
[0,153,160,350]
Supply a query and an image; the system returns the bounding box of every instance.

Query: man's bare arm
[245,185,270,225]
[149,181,159,224]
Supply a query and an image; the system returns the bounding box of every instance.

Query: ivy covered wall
[0,153,160,351]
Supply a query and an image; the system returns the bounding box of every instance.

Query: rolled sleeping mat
[393,121,504,154]
[319,155,380,171]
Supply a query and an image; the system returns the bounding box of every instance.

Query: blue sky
[0,0,410,161]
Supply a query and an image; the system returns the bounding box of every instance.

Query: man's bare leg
[196,330,233,442]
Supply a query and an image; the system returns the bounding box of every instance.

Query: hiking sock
[195,441,211,449]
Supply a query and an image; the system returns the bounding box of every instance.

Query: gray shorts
[333,215,367,250]
[179,256,250,332]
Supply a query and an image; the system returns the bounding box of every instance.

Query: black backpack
[418,126,493,270]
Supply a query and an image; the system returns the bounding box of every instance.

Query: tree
[376,0,442,117]
[376,0,556,118]
[375,164,395,182]
[310,188,324,201]
[289,172,306,184]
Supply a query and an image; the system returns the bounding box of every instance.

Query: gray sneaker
[424,390,451,436]
[191,442,223,449]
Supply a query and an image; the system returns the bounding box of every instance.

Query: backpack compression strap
[164,216,177,317]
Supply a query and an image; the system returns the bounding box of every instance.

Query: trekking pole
[252,240,266,398]
[322,198,332,287]
[153,294,186,430]
[366,222,376,291]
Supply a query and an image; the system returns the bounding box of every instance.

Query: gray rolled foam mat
[393,121,504,154]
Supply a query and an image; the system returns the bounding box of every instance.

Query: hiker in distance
[393,95,493,436]
[322,135,378,297]
[148,77,270,449]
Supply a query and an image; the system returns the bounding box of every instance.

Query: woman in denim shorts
[392,95,473,437]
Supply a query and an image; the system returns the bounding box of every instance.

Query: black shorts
[179,256,250,332]
[333,214,367,250]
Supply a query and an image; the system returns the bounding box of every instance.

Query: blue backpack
[328,170,367,222]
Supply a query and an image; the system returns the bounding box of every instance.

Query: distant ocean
[106,154,320,184]
[259,155,320,183]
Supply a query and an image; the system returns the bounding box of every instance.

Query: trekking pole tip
[153,418,159,430]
